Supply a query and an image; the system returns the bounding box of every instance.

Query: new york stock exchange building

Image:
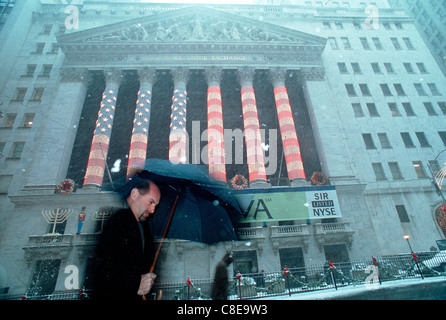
[0,0,445,299]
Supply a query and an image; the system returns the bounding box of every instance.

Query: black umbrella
[117,158,242,245]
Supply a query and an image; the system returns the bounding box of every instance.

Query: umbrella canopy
[117,159,242,245]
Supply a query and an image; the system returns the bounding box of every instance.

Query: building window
[390,37,402,50]
[328,37,339,49]
[402,37,415,50]
[10,142,25,159]
[34,43,45,54]
[378,133,392,149]
[49,43,59,54]
[279,247,305,269]
[40,65,52,77]
[359,83,371,96]
[353,22,362,30]
[371,63,382,74]
[388,162,403,180]
[362,133,376,149]
[0,175,13,194]
[3,113,16,128]
[415,132,431,147]
[27,259,61,297]
[439,131,446,146]
[438,102,446,115]
[403,63,415,74]
[413,161,428,178]
[352,103,364,117]
[414,83,427,96]
[13,88,27,101]
[341,37,352,49]
[43,24,52,35]
[416,62,428,73]
[366,103,380,117]
[335,22,344,29]
[395,205,410,223]
[393,84,406,96]
[423,102,438,115]
[402,102,416,116]
[323,22,331,29]
[351,63,361,74]
[345,84,357,96]
[372,37,383,50]
[384,63,395,74]
[427,83,441,96]
[388,103,401,116]
[372,162,387,180]
[25,65,37,77]
[232,250,258,274]
[383,22,392,30]
[360,37,371,50]
[22,113,35,128]
[30,88,44,101]
[337,62,348,74]
[401,132,415,148]
[380,84,392,96]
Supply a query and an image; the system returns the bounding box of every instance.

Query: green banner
[233,186,342,223]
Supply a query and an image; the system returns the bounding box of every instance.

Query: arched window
[435,204,446,237]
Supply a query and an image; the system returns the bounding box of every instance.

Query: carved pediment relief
[59,6,325,46]
[85,16,303,44]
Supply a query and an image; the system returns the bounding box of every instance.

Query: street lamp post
[403,235,424,279]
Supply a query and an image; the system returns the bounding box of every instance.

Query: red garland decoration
[230,174,248,190]
[56,179,75,194]
[311,172,327,186]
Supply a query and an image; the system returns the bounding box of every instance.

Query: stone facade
[0,0,445,297]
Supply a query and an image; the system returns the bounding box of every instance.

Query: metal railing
[4,251,446,300]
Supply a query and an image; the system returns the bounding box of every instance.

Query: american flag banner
[240,86,267,182]
[83,84,119,186]
[168,87,188,164]
[127,85,153,179]
[207,85,226,182]
[274,85,305,180]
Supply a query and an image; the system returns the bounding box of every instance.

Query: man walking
[91,179,161,300]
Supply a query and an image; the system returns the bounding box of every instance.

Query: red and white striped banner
[241,86,267,182]
[274,86,305,180]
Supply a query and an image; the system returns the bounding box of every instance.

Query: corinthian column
[127,68,156,179]
[238,67,268,185]
[205,67,226,182]
[168,67,189,164]
[270,67,305,185]
[83,68,122,187]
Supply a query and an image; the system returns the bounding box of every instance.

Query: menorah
[41,208,74,235]
[92,211,113,232]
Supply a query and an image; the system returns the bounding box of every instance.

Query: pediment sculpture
[85,15,303,43]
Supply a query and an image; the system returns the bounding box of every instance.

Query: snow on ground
[253,276,446,300]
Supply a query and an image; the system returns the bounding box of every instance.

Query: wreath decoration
[230,174,248,190]
[311,172,327,186]
[56,179,75,194]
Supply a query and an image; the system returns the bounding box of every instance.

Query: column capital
[137,67,156,86]
[204,66,222,86]
[103,68,123,86]
[171,67,190,87]
[269,67,288,87]
[237,66,255,86]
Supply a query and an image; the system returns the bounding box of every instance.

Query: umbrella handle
[142,187,182,300]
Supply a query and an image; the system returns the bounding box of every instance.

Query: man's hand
[137,272,157,296]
